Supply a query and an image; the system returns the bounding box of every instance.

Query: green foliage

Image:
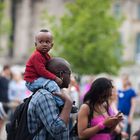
[0,1,11,35]
[0,1,11,54]
[44,0,123,75]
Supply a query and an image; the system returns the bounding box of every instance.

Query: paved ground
[132,117,140,133]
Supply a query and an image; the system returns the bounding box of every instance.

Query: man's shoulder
[32,89,54,102]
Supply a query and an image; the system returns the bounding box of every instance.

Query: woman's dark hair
[83,77,113,116]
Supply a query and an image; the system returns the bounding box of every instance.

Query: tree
[0,0,11,54]
[46,0,123,75]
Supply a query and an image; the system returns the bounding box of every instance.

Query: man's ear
[59,71,64,80]
[51,43,54,48]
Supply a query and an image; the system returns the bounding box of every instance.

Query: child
[24,29,64,107]
[78,77,123,140]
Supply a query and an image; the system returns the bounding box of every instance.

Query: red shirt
[24,50,56,82]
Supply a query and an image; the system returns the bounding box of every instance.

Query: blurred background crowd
[1,0,140,139]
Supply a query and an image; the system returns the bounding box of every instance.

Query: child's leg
[43,80,64,107]
[26,77,49,92]
[26,77,64,107]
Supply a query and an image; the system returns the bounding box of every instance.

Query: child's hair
[39,29,49,32]
[83,77,113,114]
[35,29,50,45]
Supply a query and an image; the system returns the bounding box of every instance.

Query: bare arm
[54,92,73,126]
[78,104,102,139]
[128,97,136,123]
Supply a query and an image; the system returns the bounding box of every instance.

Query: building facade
[0,0,71,65]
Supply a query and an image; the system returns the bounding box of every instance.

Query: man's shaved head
[47,57,71,88]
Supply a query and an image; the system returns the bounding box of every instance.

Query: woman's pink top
[90,108,115,140]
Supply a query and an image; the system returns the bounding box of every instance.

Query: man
[118,75,137,140]
[0,65,11,103]
[27,57,73,140]
[0,65,11,139]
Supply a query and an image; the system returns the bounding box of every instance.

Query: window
[137,3,140,20]
[113,2,121,19]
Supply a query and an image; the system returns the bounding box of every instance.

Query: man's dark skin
[47,57,73,126]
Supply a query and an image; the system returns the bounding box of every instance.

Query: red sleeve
[32,54,56,80]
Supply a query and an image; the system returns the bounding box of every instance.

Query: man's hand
[54,91,73,126]
[55,77,63,86]
[53,91,73,105]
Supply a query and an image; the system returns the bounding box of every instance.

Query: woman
[78,77,123,140]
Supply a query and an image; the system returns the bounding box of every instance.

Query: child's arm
[33,56,56,79]
[33,56,62,85]
[55,77,63,86]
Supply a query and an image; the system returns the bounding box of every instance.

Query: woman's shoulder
[79,103,90,114]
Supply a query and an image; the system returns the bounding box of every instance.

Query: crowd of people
[0,29,140,140]
[0,64,139,140]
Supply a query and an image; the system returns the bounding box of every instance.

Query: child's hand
[55,77,63,86]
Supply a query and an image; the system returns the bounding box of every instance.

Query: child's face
[35,32,53,54]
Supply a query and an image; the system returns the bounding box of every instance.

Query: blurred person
[0,65,11,103]
[24,29,65,109]
[0,65,11,139]
[80,76,94,103]
[69,75,80,108]
[110,86,128,140]
[8,71,31,105]
[78,77,123,140]
[117,75,137,140]
[132,129,140,140]
[68,75,80,134]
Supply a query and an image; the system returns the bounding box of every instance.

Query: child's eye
[46,41,50,44]
[39,41,43,44]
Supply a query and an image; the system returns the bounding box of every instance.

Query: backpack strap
[33,124,44,137]
[29,89,44,137]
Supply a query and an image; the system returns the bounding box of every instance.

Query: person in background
[117,74,137,140]
[0,65,11,140]
[68,75,80,108]
[132,128,140,140]
[8,71,31,110]
[110,86,128,140]
[0,65,11,103]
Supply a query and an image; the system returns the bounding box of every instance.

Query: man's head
[2,65,11,78]
[35,29,53,54]
[121,74,131,89]
[47,57,71,88]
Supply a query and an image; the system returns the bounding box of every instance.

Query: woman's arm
[78,104,102,139]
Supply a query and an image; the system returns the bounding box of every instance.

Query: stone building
[0,0,72,65]
[112,0,140,92]
[1,0,140,89]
